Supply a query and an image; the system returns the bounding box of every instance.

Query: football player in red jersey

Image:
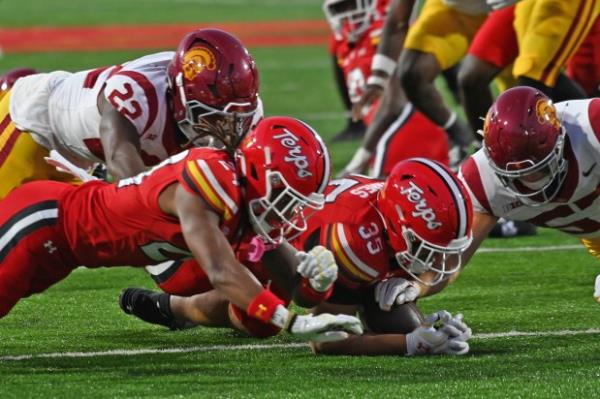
[323,0,449,177]
[125,158,474,355]
[0,116,363,341]
[0,28,260,199]
[451,87,600,303]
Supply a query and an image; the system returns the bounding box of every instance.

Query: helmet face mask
[248,170,325,244]
[323,0,376,42]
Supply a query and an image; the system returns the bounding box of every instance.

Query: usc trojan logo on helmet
[182,46,217,81]
[535,99,560,130]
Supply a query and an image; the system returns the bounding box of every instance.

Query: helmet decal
[535,99,560,129]
[273,128,313,179]
[399,181,442,230]
[182,46,217,81]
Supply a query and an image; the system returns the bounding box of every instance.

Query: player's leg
[458,5,518,135]
[513,0,600,96]
[566,17,600,98]
[370,104,449,177]
[0,182,76,317]
[399,0,486,165]
[0,92,80,200]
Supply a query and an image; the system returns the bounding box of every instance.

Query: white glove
[337,147,372,178]
[405,311,471,356]
[296,246,338,292]
[594,275,600,303]
[485,0,518,11]
[289,313,364,343]
[374,277,421,311]
[44,150,98,182]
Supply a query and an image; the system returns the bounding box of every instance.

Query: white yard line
[2,328,600,361]
[477,244,581,253]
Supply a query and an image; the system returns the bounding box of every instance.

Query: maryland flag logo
[182,46,217,80]
[535,99,560,129]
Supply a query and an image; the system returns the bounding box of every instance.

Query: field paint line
[477,244,581,253]
[3,328,600,361]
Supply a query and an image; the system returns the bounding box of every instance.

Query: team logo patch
[535,99,560,129]
[182,46,217,81]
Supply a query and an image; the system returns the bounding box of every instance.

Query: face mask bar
[248,170,325,244]
[394,228,472,287]
[176,77,257,149]
[323,0,375,42]
[485,128,567,206]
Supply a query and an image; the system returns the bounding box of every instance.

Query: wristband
[298,277,334,304]
[371,54,397,76]
[247,289,285,323]
[366,75,388,89]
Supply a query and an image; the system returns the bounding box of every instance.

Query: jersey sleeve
[179,150,241,222]
[326,221,386,287]
[102,70,159,135]
[459,155,493,214]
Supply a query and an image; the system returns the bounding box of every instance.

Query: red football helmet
[236,116,331,244]
[168,29,259,150]
[482,86,567,205]
[323,0,382,43]
[376,158,473,286]
[0,67,38,94]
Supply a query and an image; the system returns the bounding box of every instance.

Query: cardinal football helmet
[482,86,567,205]
[0,67,38,98]
[236,116,331,244]
[168,29,259,150]
[376,158,473,286]
[323,0,379,43]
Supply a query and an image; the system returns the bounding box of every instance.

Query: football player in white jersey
[0,29,260,199]
[454,86,600,302]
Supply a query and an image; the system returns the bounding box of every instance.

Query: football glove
[405,311,471,356]
[374,277,422,311]
[594,275,600,304]
[296,246,338,292]
[288,313,364,343]
[44,150,98,182]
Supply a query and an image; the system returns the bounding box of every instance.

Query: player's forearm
[311,333,408,356]
[104,144,146,181]
[377,0,415,62]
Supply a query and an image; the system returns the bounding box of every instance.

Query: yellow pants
[514,0,600,86]
[404,0,487,70]
[0,91,80,199]
[581,237,600,260]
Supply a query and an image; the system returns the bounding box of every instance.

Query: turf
[2,1,600,398]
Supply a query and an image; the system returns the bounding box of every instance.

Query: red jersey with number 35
[292,175,407,290]
[60,147,245,267]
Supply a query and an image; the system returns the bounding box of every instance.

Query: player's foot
[119,287,184,330]
[331,119,366,142]
[488,218,538,238]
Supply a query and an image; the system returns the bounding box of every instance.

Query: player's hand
[485,0,517,10]
[44,150,98,182]
[351,79,385,122]
[593,275,600,304]
[374,277,422,311]
[288,313,363,343]
[405,311,471,356]
[296,246,338,292]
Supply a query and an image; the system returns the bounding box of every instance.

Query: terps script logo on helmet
[400,181,442,230]
[273,129,313,179]
[182,46,217,81]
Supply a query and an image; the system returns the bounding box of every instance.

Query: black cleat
[119,287,184,330]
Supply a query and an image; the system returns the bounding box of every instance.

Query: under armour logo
[44,240,57,254]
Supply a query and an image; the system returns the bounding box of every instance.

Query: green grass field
[1,1,600,398]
